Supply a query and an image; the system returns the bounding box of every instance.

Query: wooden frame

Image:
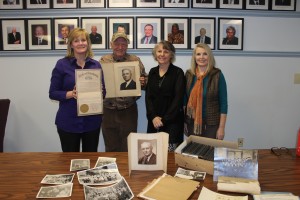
[218,18,244,50]
[136,17,161,49]
[1,19,26,51]
[190,17,215,50]
[27,18,52,50]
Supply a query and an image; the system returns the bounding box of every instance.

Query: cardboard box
[174,136,238,175]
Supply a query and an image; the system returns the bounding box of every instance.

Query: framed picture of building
[27,19,52,50]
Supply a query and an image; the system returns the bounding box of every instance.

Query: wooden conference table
[0,150,299,200]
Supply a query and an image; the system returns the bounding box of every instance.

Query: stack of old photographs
[181,141,215,161]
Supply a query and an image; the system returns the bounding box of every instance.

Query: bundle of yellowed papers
[198,187,248,200]
[138,173,199,200]
[217,176,261,195]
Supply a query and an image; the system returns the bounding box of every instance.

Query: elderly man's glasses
[271,147,292,156]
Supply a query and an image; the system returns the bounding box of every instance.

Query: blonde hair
[152,40,176,63]
[190,43,215,75]
[66,28,94,58]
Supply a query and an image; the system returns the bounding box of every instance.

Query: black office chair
[0,99,10,152]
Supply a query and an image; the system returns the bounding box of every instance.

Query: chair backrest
[0,99,10,152]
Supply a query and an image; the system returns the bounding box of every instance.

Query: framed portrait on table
[163,17,189,49]
[163,0,189,8]
[81,17,107,49]
[136,17,161,49]
[79,0,105,8]
[54,18,79,50]
[1,19,26,51]
[108,17,134,49]
[0,0,23,9]
[136,0,161,7]
[53,0,77,9]
[245,0,269,10]
[107,0,133,8]
[219,0,243,9]
[27,19,52,50]
[190,17,215,50]
[272,0,296,11]
[25,0,50,9]
[218,18,244,50]
[192,0,217,8]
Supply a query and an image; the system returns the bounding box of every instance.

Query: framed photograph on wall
[272,0,296,11]
[163,17,188,49]
[136,0,161,7]
[218,18,244,50]
[219,0,243,9]
[190,17,215,50]
[1,19,26,51]
[26,0,50,9]
[246,0,269,10]
[108,17,134,49]
[53,0,77,9]
[0,0,23,9]
[54,18,79,50]
[164,0,189,8]
[192,0,217,8]
[27,19,52,50]
[107,0,133,8]
[136,17,161,49]
[81,17,107,49]
[79,0,105,8]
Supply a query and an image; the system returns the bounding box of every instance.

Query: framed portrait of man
[108,17,134,49]
[79,0,105,8]
[107,0,133,7]
[53,0,77,8]
[27,19,52,50]
[245,0,269,10]
[272,0,296,10]
[192,0,216,8]
[136,17,161,49]
[81,17,107,49]
[0,0,23,9]
[136,0,161,7]
[163,0,189,8]
[219,0,243,9]
[25,0,50,9]
[190,17,215,50]
[1,19,26,50]
[218,18,244,50]
[163,17,189,49]
[54,18,79,50]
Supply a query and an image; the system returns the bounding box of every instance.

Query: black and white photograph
[70,159,90,171]
[41,174,75,184]
[26,0,49,9]
[80,0,105,8]
[192,0,216,8]
[190,17,215,50]
[175,167,206,181]
[94,157,116,168]
[164,0,189,8]
[53,0,77,9]
[138,139,157,165]
[36,183,73,198]
[81,17,107,49]
[218,18,244,50]
[27,19,52,50]
[163,17,189,49]
[272,0,296,10]
[84,178,134,200]
[108,17,134,49]
[77,167,122,185]
[1,19,26,51]
[107,0,133,7]
[219,0,243,9]
[246,0,269,10]
[136,0,161,7]
[136,17,161,49]
[0,0,23,9]
[54,18,78,50]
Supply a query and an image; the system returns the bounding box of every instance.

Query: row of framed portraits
[0,17,244,51]
[0,0,296,11]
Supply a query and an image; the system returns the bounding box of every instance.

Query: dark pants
[57,128,100,152]
[102,104,138,152]
[186,120,219,139]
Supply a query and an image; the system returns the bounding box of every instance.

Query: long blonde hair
[66,28,94,58]
[190,43,215,75]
